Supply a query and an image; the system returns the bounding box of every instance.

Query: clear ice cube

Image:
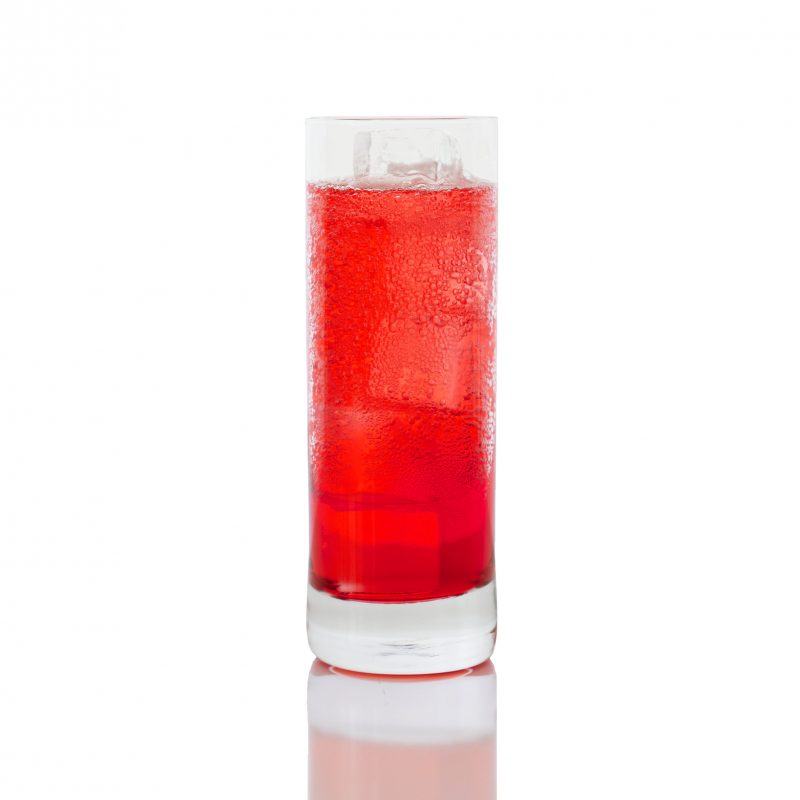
[354,128,463,186]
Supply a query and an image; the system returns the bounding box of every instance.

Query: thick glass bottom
[307,580,496,675]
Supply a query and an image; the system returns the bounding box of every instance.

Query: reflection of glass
[306,118,498,675]
[307,659,496,800]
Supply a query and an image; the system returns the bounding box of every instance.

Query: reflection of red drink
[308,660,497,800]
[307,184,497,603]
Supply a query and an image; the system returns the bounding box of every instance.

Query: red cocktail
[308,184,496,602]
[306,118,497,674]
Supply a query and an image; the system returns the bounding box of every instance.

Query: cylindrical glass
[306,117,498,674]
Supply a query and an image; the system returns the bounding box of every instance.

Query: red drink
[307,183,497,603]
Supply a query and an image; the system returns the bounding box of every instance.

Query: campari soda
[306,118,498,674]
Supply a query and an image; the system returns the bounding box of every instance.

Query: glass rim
[306,115,497,122]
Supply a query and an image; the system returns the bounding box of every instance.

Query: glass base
[307,580,496,675]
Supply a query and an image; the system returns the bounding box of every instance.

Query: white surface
[1,1,799,798]
[307,581,496,674]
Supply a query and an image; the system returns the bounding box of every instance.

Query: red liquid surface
[307,183,496,602]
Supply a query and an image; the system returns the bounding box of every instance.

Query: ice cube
[353,129,463,186]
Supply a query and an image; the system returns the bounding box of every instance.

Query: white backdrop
[1,1,798,797]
